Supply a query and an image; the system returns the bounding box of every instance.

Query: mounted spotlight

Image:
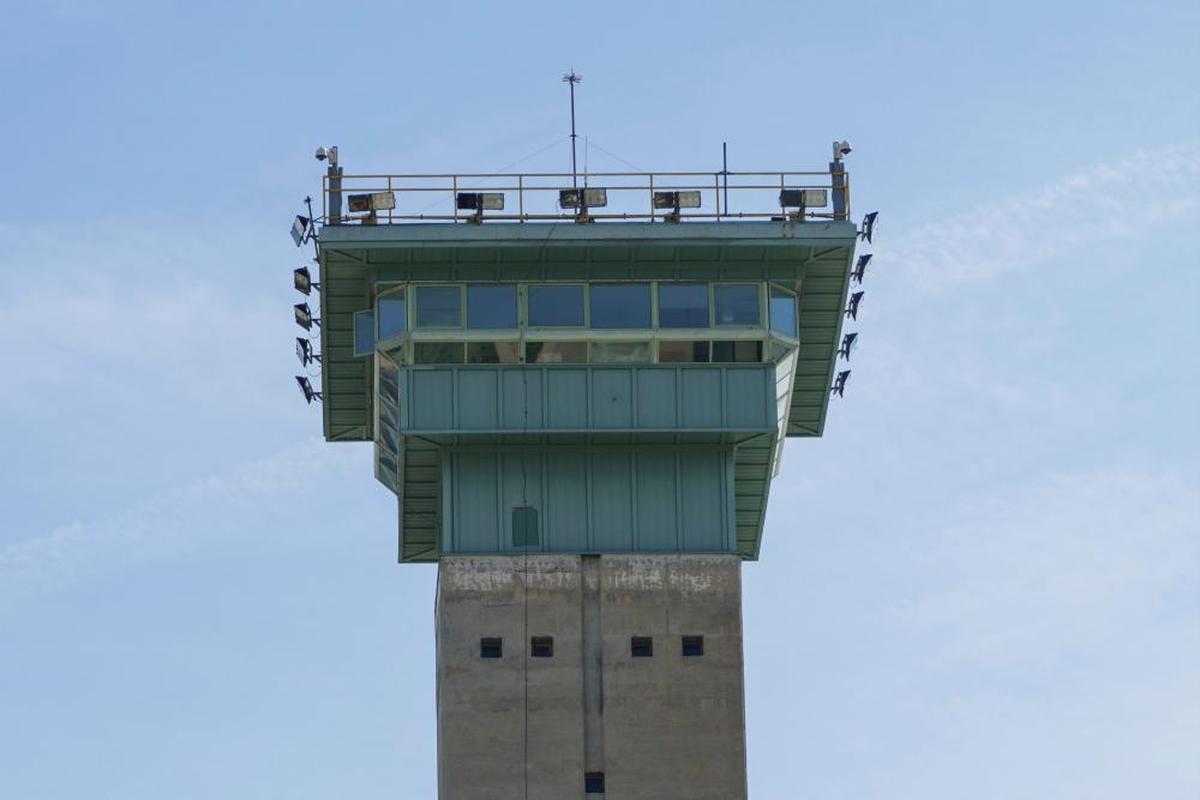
[859,211,879,243]
[845,291,864,320]
[831,369,851,397]
[832,140,852,161]
[838,332,858,360]
[653,190,701,223]
[294,266,319,295]
[779,188,829,220]
[347,191,396,213]
[456,192,505,223]
[290,215,312,247]
[296,376,323,404]
[653,190,701,210]
[294,302,320,331]
[296,337,321,367]
[558,188,608,209]
[851,254,872,284]
[456,192,506,211]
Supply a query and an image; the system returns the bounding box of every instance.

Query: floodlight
[347,192,396,213]
[294,302,320,330]
[859,211,879,243]
[838,332,858,360]
[831,369,851,397]
[558,188,608,209]
[851,254,872,284]
[293,266,319,295]
[290,215,311,247]
[779,189,829,211]
[456,192,506,211]
[652,190,702,210]
[845,291,864,320]
[296,375,323,404]
[296,337,321,366]
[832,140,852,161]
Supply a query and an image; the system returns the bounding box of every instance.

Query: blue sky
[1,1,1197,797]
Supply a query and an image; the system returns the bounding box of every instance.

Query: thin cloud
[0,440,361,612]
[886,142,1200,291]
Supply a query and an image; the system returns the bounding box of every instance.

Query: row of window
[358,282,798,348]
[479,635,704,659]
[396,339,766,365]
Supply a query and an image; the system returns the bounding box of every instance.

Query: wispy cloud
[0,440,362,612]
[885,142,1200,291]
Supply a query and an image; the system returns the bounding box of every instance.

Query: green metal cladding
[317,220,857,561]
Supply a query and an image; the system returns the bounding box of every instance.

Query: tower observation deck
[297,149,868,798]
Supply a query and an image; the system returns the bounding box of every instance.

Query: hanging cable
[586,139,647,173]
[409,136,571,216]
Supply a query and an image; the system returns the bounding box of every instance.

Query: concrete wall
[436,554,746,800]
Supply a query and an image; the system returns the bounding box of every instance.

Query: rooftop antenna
[562,70,582,189]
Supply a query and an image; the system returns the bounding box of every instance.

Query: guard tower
[294,143,871,799]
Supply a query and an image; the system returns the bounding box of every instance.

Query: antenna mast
[562,70,582,188]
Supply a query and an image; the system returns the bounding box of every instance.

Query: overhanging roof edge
[318,220,858,248]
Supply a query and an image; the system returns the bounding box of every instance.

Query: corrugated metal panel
[441,447,732,556]
[399,365,776,435]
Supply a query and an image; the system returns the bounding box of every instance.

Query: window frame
[712,282,764,328]
[768,283,799,342]
[413,284,465,330]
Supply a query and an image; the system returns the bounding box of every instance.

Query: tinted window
[590,284,651,328]
[467,341,520,364]
[712,340,762,363]
[353,311,375,356]
[658,283,709,328]
[528,285,584,327]
[714,284,760,325]
[480,638,502,659]
[658,341,710,363]
[525,341,587,364]
[585,773,605,794]
[467,284,517,329]
[413,342,465,364]
[591,341,651,363]
[770,287,797,337]
[378,293,406,339]
[682,635,704,657]
[415,286,461,327]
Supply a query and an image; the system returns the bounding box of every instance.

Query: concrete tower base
[435,554,747,800]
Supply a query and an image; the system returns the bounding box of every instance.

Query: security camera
[314,145,338,167]
[832,140,852,160]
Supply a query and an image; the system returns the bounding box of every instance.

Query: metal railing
[319,169,850,225]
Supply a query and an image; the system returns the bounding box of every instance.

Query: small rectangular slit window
[682,635,705,657]
[585,772,605,793]
[480,638,502,659]
[531,636,554,658]
[631,636,653,658]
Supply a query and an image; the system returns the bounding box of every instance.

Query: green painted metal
[316,220,857,560]
[442,447,734,556]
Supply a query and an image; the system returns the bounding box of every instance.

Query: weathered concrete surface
[599,554,747,800]
[436,553,746,800]
[437,555,585,800]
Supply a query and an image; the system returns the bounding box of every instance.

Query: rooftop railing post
[830,161,847,221]
[328,165,343,223]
